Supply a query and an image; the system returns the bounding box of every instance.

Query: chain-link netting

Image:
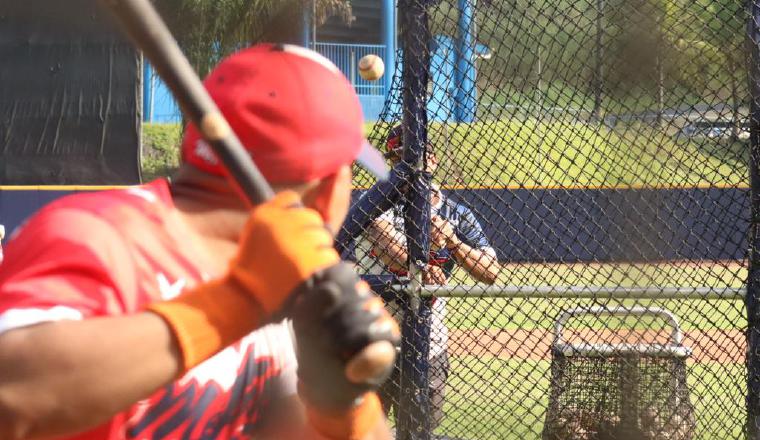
[337,0,754,439]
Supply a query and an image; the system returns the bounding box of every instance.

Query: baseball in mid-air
[358,54,385,81]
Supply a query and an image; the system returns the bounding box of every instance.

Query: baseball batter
[0,44,398,440]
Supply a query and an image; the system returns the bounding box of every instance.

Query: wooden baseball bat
[99,0,394,385]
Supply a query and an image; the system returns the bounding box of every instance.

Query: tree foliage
[154,0,353,77]
[429,0,748,113]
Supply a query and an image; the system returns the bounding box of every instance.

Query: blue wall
[1,189,79,237]
[442,187,748,262]
[143,63,182,123]
[1,187,748,262]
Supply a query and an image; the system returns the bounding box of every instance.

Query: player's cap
[181,43,388,183]
[384,124,434,159]
[385,124,404,158]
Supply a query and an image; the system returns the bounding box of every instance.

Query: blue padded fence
[1,187,749,263]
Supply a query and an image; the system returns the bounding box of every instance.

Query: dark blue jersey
[430,194,493,277]
[376,190,493,278]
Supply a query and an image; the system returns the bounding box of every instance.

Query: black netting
[338,0,757,439]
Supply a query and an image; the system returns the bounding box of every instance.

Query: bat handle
[345,341,397,384]
[289,320,397,385]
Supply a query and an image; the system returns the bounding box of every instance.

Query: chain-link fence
[337,0,757,439]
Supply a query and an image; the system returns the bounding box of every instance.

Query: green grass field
[144,120,747,189]
[359,119,747,189]
[142,123,182,181]
[446,296,745,332]
[438,357,745,440]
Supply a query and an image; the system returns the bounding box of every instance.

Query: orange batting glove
[148,191,340,370]
[228,191,341,314]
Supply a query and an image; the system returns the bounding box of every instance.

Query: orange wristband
[147,277,264,370]
[304,392,384,440]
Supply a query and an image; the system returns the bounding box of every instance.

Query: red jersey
[0,180,297,439]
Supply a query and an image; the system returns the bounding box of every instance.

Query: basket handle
[553,306,684,348]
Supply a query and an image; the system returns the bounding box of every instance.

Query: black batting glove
[291,263,400,411]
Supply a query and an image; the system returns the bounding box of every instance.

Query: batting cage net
[336,0,758,439]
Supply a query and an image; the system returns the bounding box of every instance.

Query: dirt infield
[449,327,746,363]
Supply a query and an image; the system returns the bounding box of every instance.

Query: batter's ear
[303,165,353,233]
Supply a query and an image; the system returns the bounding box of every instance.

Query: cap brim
[356,141,390,180]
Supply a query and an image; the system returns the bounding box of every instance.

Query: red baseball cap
[384,124,435,160]
[181,43,387,183]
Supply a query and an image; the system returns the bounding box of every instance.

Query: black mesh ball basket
[542,306,695,440]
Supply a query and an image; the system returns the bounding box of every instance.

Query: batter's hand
[291,263,400,410]
[228,191,340,315]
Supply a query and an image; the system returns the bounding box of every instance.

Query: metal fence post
[301,0,312,48]
[382,0,397,98]
[142,60,153,123]
[747,2,760,438]
[455,0,475,122]
[397,0,433,438]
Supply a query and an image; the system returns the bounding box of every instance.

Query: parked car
[679,120,750,141]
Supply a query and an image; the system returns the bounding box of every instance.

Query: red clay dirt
[448,327,745,363]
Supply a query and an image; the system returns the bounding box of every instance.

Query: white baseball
[358,54,385,81]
